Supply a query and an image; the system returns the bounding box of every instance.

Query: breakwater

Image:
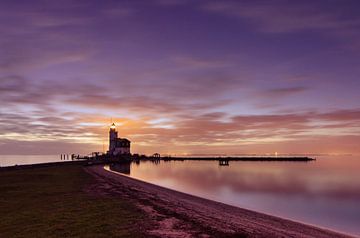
[166,156,315,162]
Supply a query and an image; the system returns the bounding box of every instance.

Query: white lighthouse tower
[109,123,118,152]
[108,123,131,156]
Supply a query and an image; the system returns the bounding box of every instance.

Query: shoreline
[86,165,353,238]
[105,165,348,236]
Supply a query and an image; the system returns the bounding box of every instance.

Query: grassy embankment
[0,164,146,237]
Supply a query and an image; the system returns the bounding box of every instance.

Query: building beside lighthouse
[108,123,131,156]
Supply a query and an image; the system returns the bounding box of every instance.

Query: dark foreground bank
[0,163,148,237]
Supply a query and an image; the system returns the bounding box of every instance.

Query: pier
[219,160,229,166]
[168,156,315,162]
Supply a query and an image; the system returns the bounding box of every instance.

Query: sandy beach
[85,165,353,238]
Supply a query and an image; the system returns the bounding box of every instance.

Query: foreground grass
[0,164,145,238]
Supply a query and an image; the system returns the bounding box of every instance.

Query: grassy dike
[0,164,146,238]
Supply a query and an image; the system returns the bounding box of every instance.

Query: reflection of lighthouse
[110,162,131,175]
[108,123,131,156]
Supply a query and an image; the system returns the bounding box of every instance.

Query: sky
[0,0,360,155]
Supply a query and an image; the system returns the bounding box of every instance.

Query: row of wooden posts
[60,154,71,160]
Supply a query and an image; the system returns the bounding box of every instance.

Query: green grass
[0,165,146,238]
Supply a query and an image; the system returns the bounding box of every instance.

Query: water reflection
[111,156,360,236]
[110,162,131,175]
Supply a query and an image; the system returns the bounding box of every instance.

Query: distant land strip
[166,156,315,161]
[0,156,315,170]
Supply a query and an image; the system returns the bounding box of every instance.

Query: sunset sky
[1,0,360,155]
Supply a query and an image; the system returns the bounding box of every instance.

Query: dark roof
[115,138,131,148]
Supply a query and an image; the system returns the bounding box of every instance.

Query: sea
[0,155,62,167]
[1,155,359,236]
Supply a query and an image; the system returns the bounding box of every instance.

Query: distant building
[153,153,161,158]
[108,123,131,156]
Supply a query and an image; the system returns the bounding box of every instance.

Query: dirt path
[84,165,353,238]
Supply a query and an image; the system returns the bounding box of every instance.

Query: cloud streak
[202,1,360,33]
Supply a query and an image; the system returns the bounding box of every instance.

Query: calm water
[116,156,360,237]
[0,155,62,167]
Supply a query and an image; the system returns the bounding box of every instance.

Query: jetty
[166,156,315,162]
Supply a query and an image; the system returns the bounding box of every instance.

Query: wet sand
[85,165,353,238]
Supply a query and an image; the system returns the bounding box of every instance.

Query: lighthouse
[109,123,118,152]
[108,123,131,156]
